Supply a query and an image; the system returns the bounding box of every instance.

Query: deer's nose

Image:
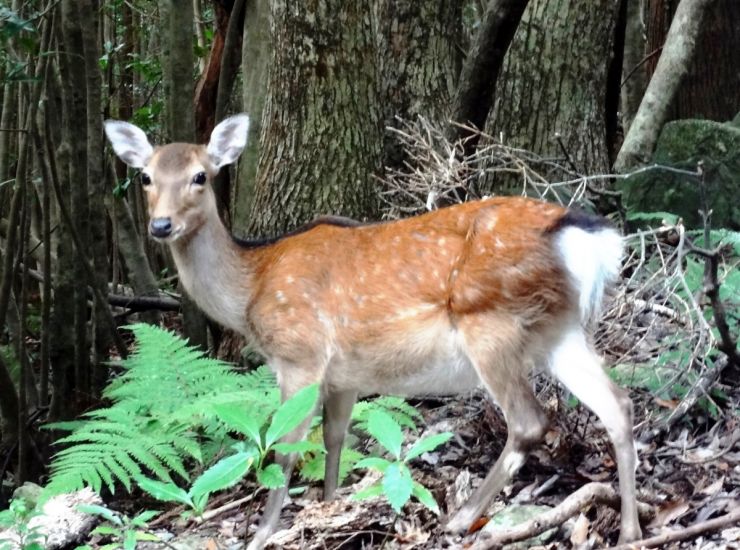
[149,217,173,238]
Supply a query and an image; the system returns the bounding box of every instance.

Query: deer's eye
[140,173,151,186]
[192,172,207,185]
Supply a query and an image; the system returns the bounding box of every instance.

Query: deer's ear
[207,114,250,169]
[104,121,154,169]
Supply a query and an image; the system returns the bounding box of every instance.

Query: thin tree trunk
[448,0,529,153]
[162,0,206,348]
[615,0,716,171]
[233,0,270,234]
[60,0,91,402]
[79,0,113,387]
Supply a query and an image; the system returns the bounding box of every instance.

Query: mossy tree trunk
[247,0,384,236]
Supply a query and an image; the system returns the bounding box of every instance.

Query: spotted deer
[104,114,642,548]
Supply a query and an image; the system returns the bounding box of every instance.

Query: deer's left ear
[207,114,250,169]
[104,120,154,169]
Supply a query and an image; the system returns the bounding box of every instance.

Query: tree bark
[247,0,383,236]
[60,0,91,401]
[615,0,716,172]
[232,0,270,235]
[488,0,622,177]
[376,0,462,167]
[79,0,114,387]
[449,0,529,154]
[643,0,739,121]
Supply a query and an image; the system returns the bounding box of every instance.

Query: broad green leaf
[189,451,255,500]
[213,404,264,446]
[23,545,45,550]
[382,463,412,513]
[352,482,383,501]
[77,504,122,526]
[136,477,192,507]
[412,481,439,514]
[367,410,403,459]
[404,432,453,462]
[353,456,391,472]
[271,440,325,455]
[265,384,319,447]
[256,464,286,489]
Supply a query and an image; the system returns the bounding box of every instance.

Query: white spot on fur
[275,290,287,304]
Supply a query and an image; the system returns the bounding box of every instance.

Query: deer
[104,114,642,548]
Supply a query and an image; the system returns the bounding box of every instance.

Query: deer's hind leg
[446,321,549,534]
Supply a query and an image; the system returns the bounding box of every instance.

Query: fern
[45,324,274,496]
[352,395,423,432]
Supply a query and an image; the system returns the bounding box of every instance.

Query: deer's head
[104,115,250,242]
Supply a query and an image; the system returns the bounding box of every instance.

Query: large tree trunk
[247,0,384,235]
[488,0,623,176]
[375,0,462,168]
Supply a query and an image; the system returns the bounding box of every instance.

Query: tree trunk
[232,0,270,235]
[448,0,529,153]
[79,0,113,388]
[248,0,383,236]
[643,0,739,121]
[162,0,207,348]
[376,0,462,168]
[615,0,716,172]
[488,0,622,176]
[60,0,91,402]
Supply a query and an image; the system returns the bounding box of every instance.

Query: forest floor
[110,379,739,550]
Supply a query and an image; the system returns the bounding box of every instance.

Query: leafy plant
[45,324,276,496]
[353,410,452,514]
[0,497,45,550]
[136,385,322,515]
[75,505,159,550]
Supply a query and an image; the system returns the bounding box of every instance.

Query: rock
[620,119,740,230]
[483,504,557,548]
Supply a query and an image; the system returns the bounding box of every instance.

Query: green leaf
[188,451,255,500]
[382,463,413,513]
[404,432,453,462]
[135,531,162,542]
[352,482,384,501]
[265,384,319,448]
[256,464,286,489]
[213,404,264,446]
[367,410,403,459]
[353,456,391,472]
[123,529,137,550]
[136,477,192,507]
[271,440,325,455]
[131,509,159,526]
[412,481,439,514]
[77,504,122,526]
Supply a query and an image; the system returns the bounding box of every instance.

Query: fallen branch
[471,483,654,549]
[609,507,740,550]
[107,293,180,312]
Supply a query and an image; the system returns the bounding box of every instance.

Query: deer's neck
[170,219,254,334]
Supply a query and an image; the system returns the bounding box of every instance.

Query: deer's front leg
[247,371,323,550]
[322,390,358,500]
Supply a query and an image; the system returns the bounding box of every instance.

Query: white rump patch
[555,226,623,323]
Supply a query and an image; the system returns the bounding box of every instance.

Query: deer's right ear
[104,120,154,169]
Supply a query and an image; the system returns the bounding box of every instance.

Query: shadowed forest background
[0,0,739,548]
